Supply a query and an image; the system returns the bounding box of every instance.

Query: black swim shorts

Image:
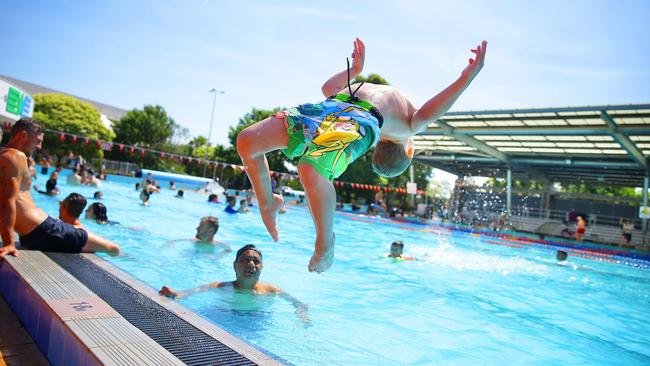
[19,216,88,253]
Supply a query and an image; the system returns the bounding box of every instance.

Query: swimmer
[386,240,416,261]
[238,199,251,214]
[224,196,238,214]
[67,167,82,185]
[556,250,568,264]
[85,202,119,225]
[176,189,184,198]
[159,244,308,322]
[59,193,87,228]
[237,38,487,273]
[192,216,231,250]
[208,193,219,203]
[93,191,103,199]
[33,171,60,195]
[575,216,586,243]
[169,181,176,190]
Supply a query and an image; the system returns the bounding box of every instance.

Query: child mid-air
[237,38,487,273]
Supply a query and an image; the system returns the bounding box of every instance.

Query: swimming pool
[32,169,650,365]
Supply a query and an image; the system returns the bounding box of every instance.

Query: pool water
[32,171,650,366]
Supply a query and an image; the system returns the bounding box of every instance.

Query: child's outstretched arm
[321,38,365,97]
[410,40,487,133]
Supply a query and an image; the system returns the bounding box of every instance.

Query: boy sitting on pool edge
[237,37,487,273]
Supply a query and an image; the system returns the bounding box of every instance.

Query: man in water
[237,38,487,272]
[59,193,87,228]
[386,240,416,261]
[159,244,308,322]
[0,119,121,257]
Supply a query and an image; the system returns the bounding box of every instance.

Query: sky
[1,0,649,157]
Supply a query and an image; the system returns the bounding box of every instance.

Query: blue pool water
[32,171,650,365]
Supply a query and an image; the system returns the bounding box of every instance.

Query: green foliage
[561,183,640,197]
[32,93,114,161]
[112,105,178,146]
[352,73,390,85]
[227,107,288,174]
[108,105,184,169]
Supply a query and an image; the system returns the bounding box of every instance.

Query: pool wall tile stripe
[0,251,186,366]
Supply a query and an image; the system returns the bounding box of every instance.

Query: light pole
[203,88,225,177]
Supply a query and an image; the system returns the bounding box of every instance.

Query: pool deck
[0,250,286,366]
[0,295,51,365]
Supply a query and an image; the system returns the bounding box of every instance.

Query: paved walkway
[0,295,50,366]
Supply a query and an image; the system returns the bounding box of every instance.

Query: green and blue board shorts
[280,98,381,181]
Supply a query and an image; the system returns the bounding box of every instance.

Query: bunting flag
[43,128,416,196]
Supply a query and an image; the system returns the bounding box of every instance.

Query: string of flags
[49,129,424,195]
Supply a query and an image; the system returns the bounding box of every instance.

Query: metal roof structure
[414,103,650,187]
[0,74,129,122]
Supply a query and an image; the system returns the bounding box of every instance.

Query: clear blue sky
[1,0,648,147]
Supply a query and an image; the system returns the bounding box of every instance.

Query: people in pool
[93,191,103,199]
[556,250,568,262]
[59,193,87,228]
[236,38,487,272]
[386,240,416,261]
[238,199,251,214]
[575,216,586,243]
[224,196,238,214]
[0,119,120,257]
[169,181,176,190]
[208,193,219,203]
[67,167,82,185]
[159,244,308,322]
[194,216,232,249]
[85,202,119,225]
[176,189,184,198]
[33,171,60,196]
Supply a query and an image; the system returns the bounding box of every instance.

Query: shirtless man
[237,38,487,272]
[159,244,308,321]
[0,119,120,257]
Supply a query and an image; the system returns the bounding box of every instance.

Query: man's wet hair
[10,118,44,138]
[62,193,87,218]
[372,140,411,177]
[391,240,404,247]
[200,216,219,233]
[235,244,262,261]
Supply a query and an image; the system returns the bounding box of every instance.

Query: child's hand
[351,37,365,75]
[461,40,487,79]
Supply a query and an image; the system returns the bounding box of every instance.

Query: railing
[94,159,138,176]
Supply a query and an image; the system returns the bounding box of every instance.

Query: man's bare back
[0,148,48,235]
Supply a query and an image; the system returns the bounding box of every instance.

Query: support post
[506,167,512,217]
[641,173,648,246]
[409,164,415,208]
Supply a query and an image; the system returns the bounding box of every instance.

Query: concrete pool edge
[82,253,287,366]
[0,250,186,365]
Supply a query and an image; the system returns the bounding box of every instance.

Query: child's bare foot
[260,194,284,242]
[308,233,335,273]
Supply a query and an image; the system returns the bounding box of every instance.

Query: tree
[227,107,289,174]
[112,105,178,146]
[352,73,389,85]
[32,93,115,161]
[109,105,183,169]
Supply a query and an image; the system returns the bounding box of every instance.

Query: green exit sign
[6,87,22,115]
